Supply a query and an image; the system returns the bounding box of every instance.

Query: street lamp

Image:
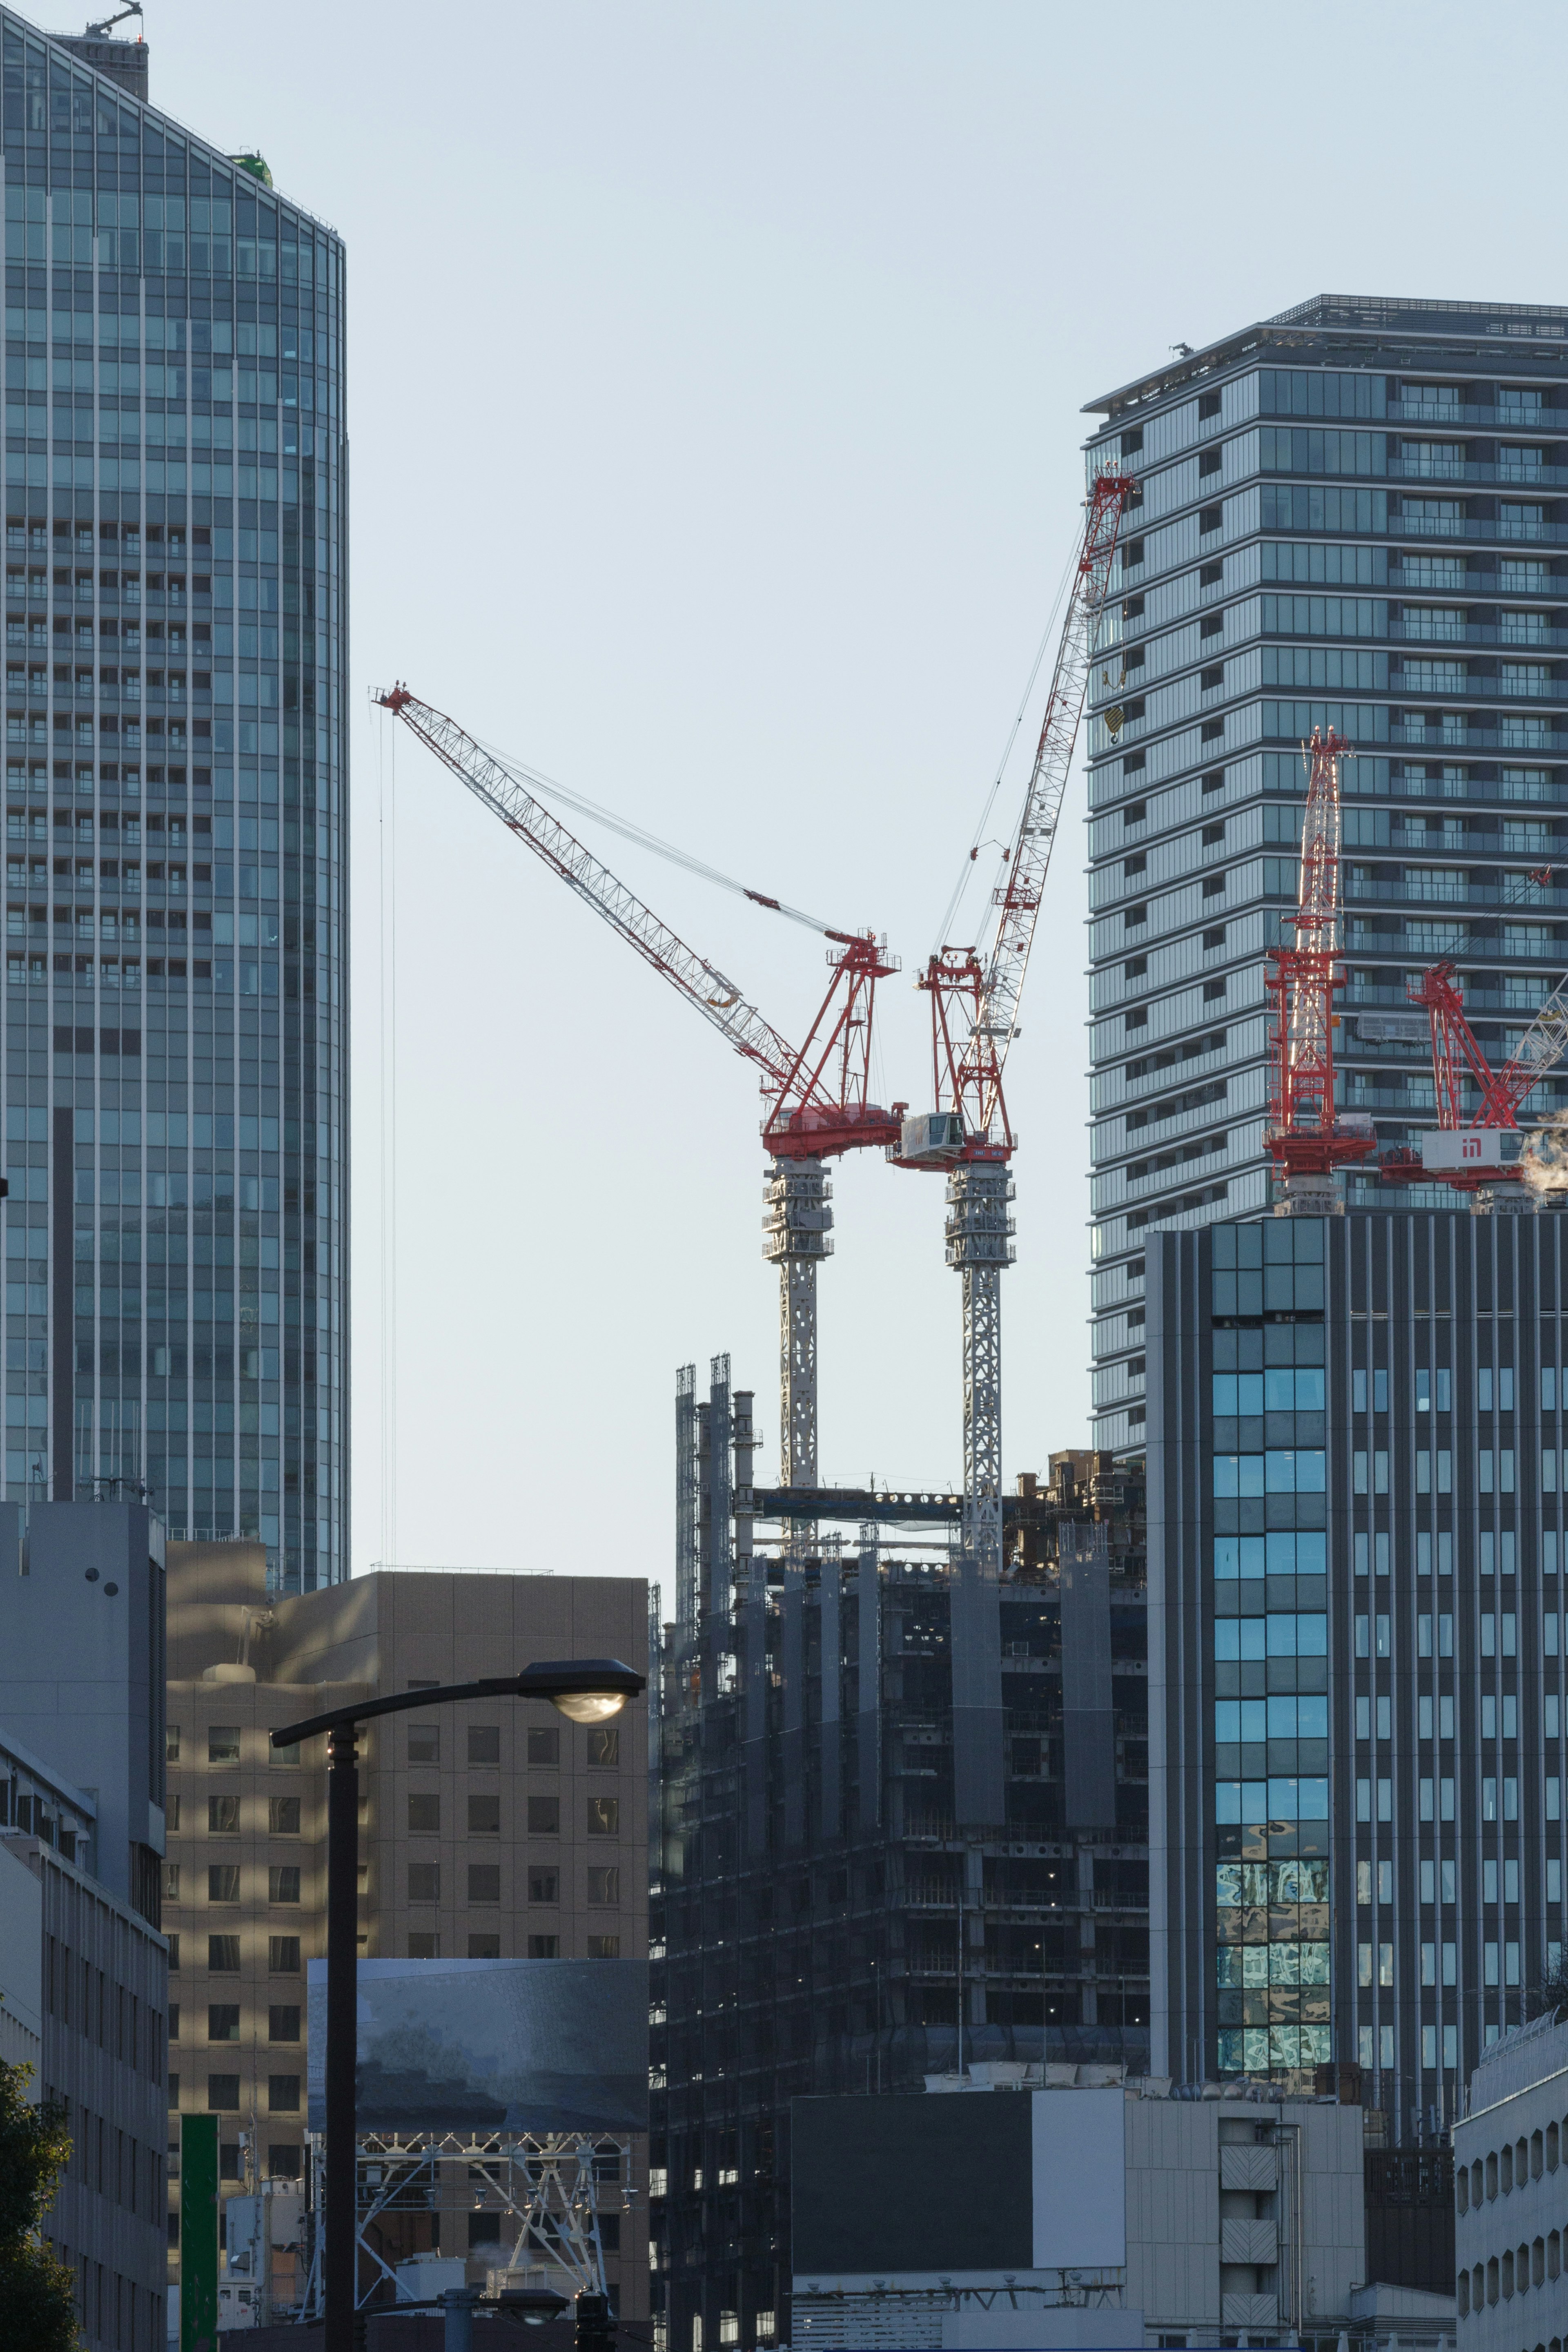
[271,1658,646,2352]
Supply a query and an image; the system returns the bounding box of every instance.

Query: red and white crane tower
[1263,726,1379,1213]
[374,687,902,1493]
[893,468,1133,1579]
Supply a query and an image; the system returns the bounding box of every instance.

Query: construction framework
[293,2129,633,2319]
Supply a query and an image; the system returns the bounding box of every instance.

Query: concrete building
[0,6,349,1591]
[651,1361,1151,2352]
[788,2074,1430,2350]
[162,1541,650,2320]
[0,1514,172,2352]
[1145,1207,1568,2140]
[0,1496,167,1918]
[1082,293,1568,1454]
[1455,2009,1568,2352]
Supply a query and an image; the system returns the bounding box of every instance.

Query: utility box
[395,2255,467,2302]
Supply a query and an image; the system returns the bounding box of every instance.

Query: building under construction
[648,1360,1152,2352]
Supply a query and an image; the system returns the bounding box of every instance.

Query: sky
[125,0,1568,1579]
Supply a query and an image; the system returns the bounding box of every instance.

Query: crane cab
[892,1110,967,1168]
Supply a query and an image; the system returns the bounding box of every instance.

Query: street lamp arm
[269,1658,644,1748]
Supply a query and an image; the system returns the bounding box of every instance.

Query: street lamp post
[272,1658,645,2352]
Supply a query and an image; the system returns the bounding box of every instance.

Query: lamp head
[513,1657,644,1722]
[550,1688,629,1725]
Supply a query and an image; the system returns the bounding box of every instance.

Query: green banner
[180,2113,219,2352]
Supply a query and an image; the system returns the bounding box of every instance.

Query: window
[1200,717,1223,740]
[527,1727,559,1767]
[1121,426,1144,455]
[1122,595,1145,620]
[207,2006,241,2043]
[529,1868,560,1904]
[1198,448,1221,478]
[167,1797,181,1832]
[468,1725,501,1764]
[267,2077,300,2114]
[1202,823,1225,846]
[207,1867,240,1905]
[1124,955,1147,979]
[267,1867,301,1905]
[1124,902,1147,928]
[167,1725,181,1763]
[528,1796,561,1835]
[1203,978,1226,1000]
[588,1797,620,1837]
[268,1797,300,1836]
[588,1867,621,1906]
[1200,665,1223,691]
[527,1935,560,1960]
[1125,1007,1147,1030]
[1198,391,1221,421]
[164,1863,181,1902]
[1201,875,1225,898]
[268,1937,301,1974]
[268,2007,300,2043]
[408,1933,440,1959]
[408,1864,441,1902]
[1202,925,1226,948]
[407,1721,439,1763]
[168,1935,180,1971]
[207,2076,241,2112]
[468,1794,501,1834]
[1200,561,1222,586]
[1199,504,1222,535]
[207,1727,240,1765]
[1123,852,1146,876]
[207,1796,239,1834]
[1123,800,1147,825]
[469,1933,502,1958]
[468,1864,501,1904]
[587,1935,621,1960]
[1200,612,1223,639]
[407,1794,440,1834]
[267,2145,303,2179]
[1123,537,1145,567]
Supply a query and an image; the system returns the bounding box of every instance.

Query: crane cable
[470,730,848,941]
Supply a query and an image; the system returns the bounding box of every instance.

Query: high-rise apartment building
[1146,1208,1567,2147]
[0,10,348,1590]
[163,1544,650,2319]
[1084,294,1568,1454]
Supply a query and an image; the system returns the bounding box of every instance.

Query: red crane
[1264,727,1378,1208]
[892,466,1134,1578]
[1382,868,1557,1192]
[374,686,901,1489]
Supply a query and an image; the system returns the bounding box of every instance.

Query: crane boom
[377,686,804,1090]
[963,467,1134,1135]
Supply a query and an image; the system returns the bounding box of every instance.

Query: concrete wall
[1455,2016,1568,2352]
[0,1501,166,1912]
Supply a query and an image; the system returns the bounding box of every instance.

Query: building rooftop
[1084,291,1568,419]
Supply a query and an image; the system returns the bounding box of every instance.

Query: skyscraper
[0,9,347,1589]
[1084,294,1568,1455]
[1146,1207,1566,2142]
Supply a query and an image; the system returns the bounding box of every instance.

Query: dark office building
[650,1361,1152,2352]
[1085,294,1568,1454]
[1146,1206,1567,2142]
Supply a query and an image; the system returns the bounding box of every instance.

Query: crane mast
[375,687,901,1495]
[1263,727,1378,1213]
[894,468,1132,1584]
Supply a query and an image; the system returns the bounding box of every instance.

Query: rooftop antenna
[85,2,143,36]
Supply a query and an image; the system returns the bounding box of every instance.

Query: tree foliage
[0,2058,80,2352]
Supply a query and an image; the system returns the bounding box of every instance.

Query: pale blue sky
[136,0,1568,1573]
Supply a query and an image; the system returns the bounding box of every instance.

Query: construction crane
[374,687,901,1493]
[1385,867,1565,1193]
[1263,726,1379,1213]
[893,468,1133,1581]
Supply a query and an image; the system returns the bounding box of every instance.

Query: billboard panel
[307,1957,648,2134]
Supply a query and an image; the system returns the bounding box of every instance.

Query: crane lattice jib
[962,470,1134,1133]
[376,687,805,1101]
[1477,974,1568,1128]
[1271,726,1343,1139]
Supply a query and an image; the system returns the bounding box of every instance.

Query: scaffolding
[293,2129,633,2319]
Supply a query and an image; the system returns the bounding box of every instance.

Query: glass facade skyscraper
[2,11,347,1589]
[1083,294,1568,1455]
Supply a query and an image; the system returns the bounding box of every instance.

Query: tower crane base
[1273,1171,1345,1217]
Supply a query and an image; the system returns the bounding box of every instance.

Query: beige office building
[164,1544,649,2318]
